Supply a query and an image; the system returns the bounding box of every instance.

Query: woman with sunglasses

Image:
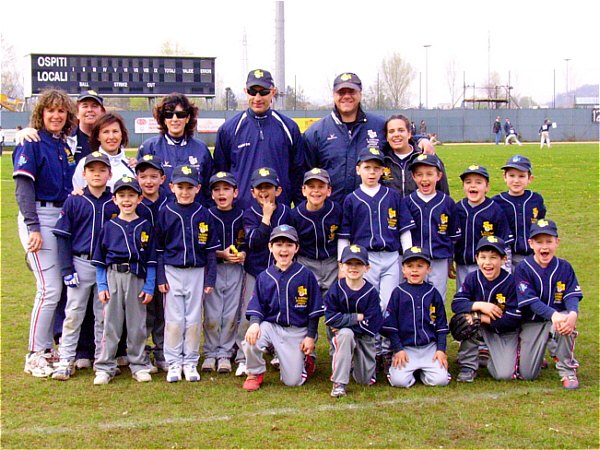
[137,93,214,205]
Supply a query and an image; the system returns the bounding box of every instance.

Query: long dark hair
[154,93,198,139]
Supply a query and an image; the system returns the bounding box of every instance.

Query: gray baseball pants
[330,328,377,385]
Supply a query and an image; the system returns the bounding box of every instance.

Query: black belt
[73,253,91,260]
[110,263,131,273]
[38,201,64,208]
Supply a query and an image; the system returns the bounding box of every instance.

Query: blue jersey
[137,134,215,206]
[243,202,291,277]
[404,191,461,259]
[67,126,92,163]
[324,278,383,337]
[452,269,521,333]
[208,205,246,260]
[454,197,513,265]
[381,282,449,352]
[214,108,305,209]
[137,193,169,228]
[515,256,582,323]
[290,199,342,260]
[246,261,324,336]
[339,186,414,252]
[492,191,546,256]
[12,130,77,202]
[92,216,157,278]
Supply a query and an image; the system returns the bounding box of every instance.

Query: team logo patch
[328,224,338,242]
[537,219,550,228]
[482,221,494,236]
[468,165,480,170]
[382,166,393,182]
[188,156,198,166]
[142,154,154,161]
[387,208,397,229]
[140,231,150,249]
[495,293,506,311]
[198,222,209,243]
[181,166,193,175]
[295,285,308,308]
[254,69,264,79]
[258,168,271,176]
[326,133,337,141]
[554,281,565,303]
[518,282,528,294]
[532,207,539,219]
[340,73,352,81]
[65,147,76,166]
[437,214,448,234]
[17,154,28,167]
[429,304,436,323]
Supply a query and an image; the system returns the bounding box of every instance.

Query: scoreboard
[25,54,216,98]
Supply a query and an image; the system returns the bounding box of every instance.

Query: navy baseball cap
[340,244,369,265]
[408,153,442,172]
[269,224,299,243]
[209,171,238,188]
[171,164,200,186]
[333,72,362,92]
[251,167,280,188]
[460,164,489,180]
[113,176,142,194]
[246,69,274,89]
[529,219,559,238]
[303,168,331,185]
[402,246,431,264]
[475,236,507,256]
[77,90,104,105]
[135,154,164,174]
[84,151,110,168]
[357,147,385,165]
[501,155,532,173]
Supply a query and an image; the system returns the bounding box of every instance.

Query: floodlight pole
[424,44,432,109]
[563,58,571,107]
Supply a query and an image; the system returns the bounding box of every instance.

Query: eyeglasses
[247,87,272,97]
[164,111,189,119]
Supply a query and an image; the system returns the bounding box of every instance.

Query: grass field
[1,143,598,448]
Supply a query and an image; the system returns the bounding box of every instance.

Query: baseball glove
[449,312,481,341]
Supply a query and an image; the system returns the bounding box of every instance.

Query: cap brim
[247,81,273,89]
[171,177,199,186]
[501,164,530,172]
[269,233,298,243]
[303,175,330,184]
[135,161,163,173]
[78,95,103,105]
[84,159,110,168]
[341,256,368,265]
[530,229,558,238]
[114,185,141,194]
[476,244,506,256]
[460,170,489,180]
[403,254,431,264]
[252,178,279,188]
[334,82,361,92]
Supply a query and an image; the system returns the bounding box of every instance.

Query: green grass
[1,143,598,448]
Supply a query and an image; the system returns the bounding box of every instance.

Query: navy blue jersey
[290,199,342,260]
[339,186,414,252]
[381,282,449,352]
[454,197,513,265]
[209,205,246,259]
[493,191,546,256]
[246,261,324,335]
[515,256,583,323]
[68,126,92,163]
[92,216,157,278]
[452,269,521,333]
[137,193,169,228]
[12,130,77,202]
[243,201,291,277]
[137,134,215,206]
[324,278,383,337]
[404,191,461,259]
[214,108,305,209]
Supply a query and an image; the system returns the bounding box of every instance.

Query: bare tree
[445,59,459,107]
[1,34,24,98]
[379,53,414,109]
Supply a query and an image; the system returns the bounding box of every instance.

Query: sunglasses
[247,87,272,97]
[164,111,189,119]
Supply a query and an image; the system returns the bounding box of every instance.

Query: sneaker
[270,356,280,370]
[93,371,113,385]
[331,382,347,398]
[46,348,61,367]
[149,364,159,374]
[183,364,201,382]
[235,362,247,377]
[457,368,477,383]
[166,364,183,383]
[562,375,579,390]
[155,360,169,372]
[75,358,93,370]
[201,357,217,372]
[116,356,129,367]
[24,351,54,378]
[541,358,549,369]
[243,372,265,391]
[132,370,152,383]
[478,347,490,368]
[52,360,75,381]
[304,355,316,377]
[217,358,232,374]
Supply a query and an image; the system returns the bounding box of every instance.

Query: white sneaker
[201,357,216,372]
[235,362,247,377]
[52,360,76,381]
[166,364,182,383]
[75,358,93,370]
[132,370,152,383]
[183,364,201,382]
[217,358,232,373]
[24,351,54,378]
[116,356,129,367]
[93,371,113,385]
[270,356,280,370]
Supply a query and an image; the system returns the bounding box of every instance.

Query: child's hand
[556,311,578,335]
[475,302,503,320]
[261,199,276,220]
[551,311,566,329]
[300,337,315,355]
[245,323,261,345]
[392,350,408,368]
[356,313,364,322]
[204,286,214,295]
[448,260,456,279]
[139,291,153,304]
[337,263,346,279]
[433,350,448,369]
[98,290,110,304]
[158,283,169,293]
[70,187,85,196]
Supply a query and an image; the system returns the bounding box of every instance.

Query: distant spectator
[430,133,442,146]
[410,121,417,135]
[419,120,427,135]
[539,119,552,149]
[492,116,502,145]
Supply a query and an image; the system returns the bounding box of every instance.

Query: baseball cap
[356,147,385,165]
[529,219,559,238]
[77,90,104,105]
[408,153,442,172]
[460,164,489,180]
[209,171,238,188]
[269,224,299,243]
[303,168,331,185]
[84,151,110,168]
[333,72,362,92]
[246,69,274,89]
[251,167,280,188]
[402,246,431,264]
[171,164,200,186]
[113,176,142,194]
[135,154,164,174]
[340,244,369,265]
[501,155,532,173]
[475,236,507,256]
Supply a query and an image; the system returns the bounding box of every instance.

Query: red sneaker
[561,375,579,390]
[304,355,316,377]
[243,373,265,391]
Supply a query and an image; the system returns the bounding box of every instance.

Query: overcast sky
[2,0,598,107]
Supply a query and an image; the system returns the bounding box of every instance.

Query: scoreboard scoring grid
[25,54,216,97]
